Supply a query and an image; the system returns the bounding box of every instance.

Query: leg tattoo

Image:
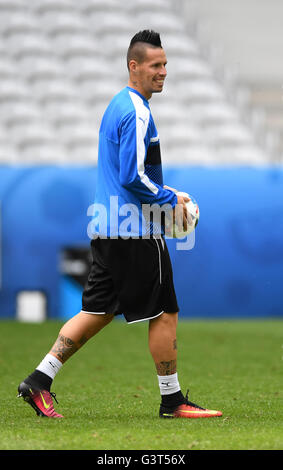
[156,359,177,376]
[51,335,78,363]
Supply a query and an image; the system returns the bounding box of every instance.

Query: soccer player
[18,30,222,419]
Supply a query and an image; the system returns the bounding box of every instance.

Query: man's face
[130,46,167,99]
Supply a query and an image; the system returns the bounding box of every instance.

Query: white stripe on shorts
[127,310,164,324]
[81,310,107,315]
[153,236,162,285]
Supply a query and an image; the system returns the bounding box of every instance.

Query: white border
[81,310,107,315]
[153,236,162,285]
[81,309,165,324]
[128,90,158,195]
[127,310,164,324]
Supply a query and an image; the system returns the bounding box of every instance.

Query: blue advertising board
[0,165,282,319]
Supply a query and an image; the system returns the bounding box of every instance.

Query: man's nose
[160,65,167,77]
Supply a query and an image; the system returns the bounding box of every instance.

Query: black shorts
[81,237,179,324]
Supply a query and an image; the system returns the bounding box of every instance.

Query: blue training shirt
[91,86,177,238]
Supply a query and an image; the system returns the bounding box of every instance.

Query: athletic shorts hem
[126,310,164,324]
[81,310,107,315]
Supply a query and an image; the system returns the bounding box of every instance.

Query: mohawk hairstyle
[129,30,162,48]
[127,30,162,69]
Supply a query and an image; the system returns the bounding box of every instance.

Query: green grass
[0,319,283,450]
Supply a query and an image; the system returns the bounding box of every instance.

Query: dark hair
[129,30,162,48]
[127,30,162,69]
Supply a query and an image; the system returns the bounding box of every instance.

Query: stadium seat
[166,58,212,80]
[179,79,225,104]
[52,33,101,59]
[162,34,199,57]
[106,55,128,81]
[0,11,40,36]
[0,123,19,162]
[128,0,173,14]
[43,101,91,126]
[19,57,66,82]
[31,0,79,15]
[135,11,186,34]
[20,143,69,164]
[56,121,99,163]
[0,0,26,9]
[39,11,88,37]
[214,145,268,165]
[151,102,189,126]
[9,121,55,144]
[0,143,18,163]
[228,146,268,164]
[162,145,214,165]
[77,0,129,14]
[56,121,98,146]
[8,120,69,163]
[0,56,18,79]
[87,12,132,35]
[188,102,239,125]
[102,33,131,58]
[87,101,112,125]
[205,123,254,147]
[65,56,110,82]
[0,122,10,142]
[0,101,42,127]
[161,124,204,149]
[0,78,32,103]
[0,0,26,25]
[79,79,121,104]
[6,32,53,60]
[68,145,98,163]
[30,78,80,104]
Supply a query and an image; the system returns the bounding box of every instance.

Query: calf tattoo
[156,359,177,375]
[51,334,78,363]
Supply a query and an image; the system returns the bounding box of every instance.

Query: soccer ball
[171,191,200,238]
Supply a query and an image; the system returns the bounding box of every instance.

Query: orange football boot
[160,390,222,419]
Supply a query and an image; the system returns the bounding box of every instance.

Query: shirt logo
[138,116,146,125]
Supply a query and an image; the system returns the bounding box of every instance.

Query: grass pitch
[0,318,282,450]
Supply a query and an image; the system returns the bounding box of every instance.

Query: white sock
[157,372,181,395]
[36,354,63,380]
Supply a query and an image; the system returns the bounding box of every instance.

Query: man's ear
[129,59,138,73]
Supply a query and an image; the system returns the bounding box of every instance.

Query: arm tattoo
[78,335,88,347]
[173,339,177,350]
[51,334,78,363]
[155,360,177,376]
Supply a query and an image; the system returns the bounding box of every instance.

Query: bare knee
[80,312,114,336]
[59,311,114,344]
[149,312,178,330]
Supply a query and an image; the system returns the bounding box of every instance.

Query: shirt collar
[126,86,149,106]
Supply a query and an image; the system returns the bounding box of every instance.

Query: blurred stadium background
[0,0,282,322]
